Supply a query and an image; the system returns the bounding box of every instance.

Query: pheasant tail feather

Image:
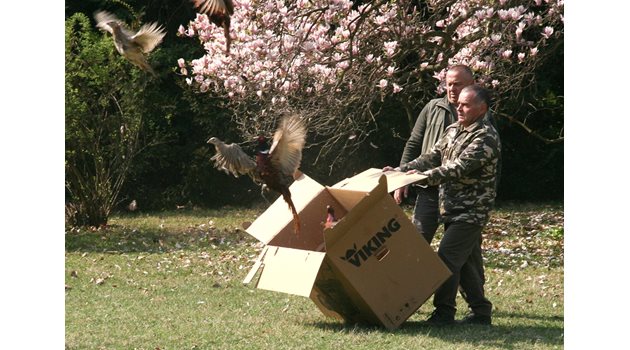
[282,191,301,236]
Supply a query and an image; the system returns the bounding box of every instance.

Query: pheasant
[191,0,234,53]
[323,205,337,230]
[207,114,307,234]
[94,11,166,76]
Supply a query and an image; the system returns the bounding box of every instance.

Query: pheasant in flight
[191,0,234,53]
[207,115,307,235]
[94,10,166,76]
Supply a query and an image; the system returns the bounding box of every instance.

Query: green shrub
[65,13,151,226]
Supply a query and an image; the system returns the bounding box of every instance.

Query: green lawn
[65,202,563,349]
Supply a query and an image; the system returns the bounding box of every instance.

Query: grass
[65,202,563,350]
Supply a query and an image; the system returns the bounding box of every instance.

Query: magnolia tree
[177,0,563,163]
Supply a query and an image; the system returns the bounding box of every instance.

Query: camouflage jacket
[400,118,501,226]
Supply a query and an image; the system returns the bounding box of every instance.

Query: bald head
[445,65,474,104]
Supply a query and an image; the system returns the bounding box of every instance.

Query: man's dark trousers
[433,221,492,317]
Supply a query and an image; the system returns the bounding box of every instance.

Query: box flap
[242,246,270,285]
[256,246,327,297]
[332,168,427,193]
[267,188,345,251]
[323,175,388,249]
[326,187,367,213]
[246,174,325,244]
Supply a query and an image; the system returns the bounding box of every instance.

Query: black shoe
[459,313,492,325]
[425,310,455,326]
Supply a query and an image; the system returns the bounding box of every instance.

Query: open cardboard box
[243,168,451,330]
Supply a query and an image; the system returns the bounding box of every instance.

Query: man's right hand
[393,186,408,205]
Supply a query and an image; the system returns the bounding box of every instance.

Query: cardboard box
[243,168,451,330]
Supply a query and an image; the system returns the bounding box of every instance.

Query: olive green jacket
[399,96,456,166]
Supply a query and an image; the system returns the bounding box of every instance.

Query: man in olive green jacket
[395,65,474,243]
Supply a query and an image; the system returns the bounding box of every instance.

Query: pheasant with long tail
[191,0,234,53]
[207,115,307,235]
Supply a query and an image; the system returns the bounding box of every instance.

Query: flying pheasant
[191,0,234,53]
[207,114,307,235]
[94,10,166,76]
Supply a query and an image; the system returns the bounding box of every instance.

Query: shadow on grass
[112,203,268,219]
[65,225,254,253]
[308,317,563,347]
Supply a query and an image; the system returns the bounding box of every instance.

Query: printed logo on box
[340,218,401,267]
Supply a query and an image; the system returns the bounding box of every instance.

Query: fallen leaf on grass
[90,273,112,286]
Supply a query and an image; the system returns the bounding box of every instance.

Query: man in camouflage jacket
[385,85,500,325]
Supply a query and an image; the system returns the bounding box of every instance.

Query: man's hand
[393,186,408,204]
[382,166,399,172]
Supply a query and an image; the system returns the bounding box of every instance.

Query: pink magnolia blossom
[375,15,389,25]
[516,22,526,40]
[177,0,563,147]
[383,41,398,57]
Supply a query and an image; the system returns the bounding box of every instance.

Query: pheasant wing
[208,137,257,178]
[132,22,166,53]
[269,115,307,178]
[191,0,234,15]
[94,11,135,37]
[94,11,119,34]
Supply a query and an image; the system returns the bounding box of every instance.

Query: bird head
[207,137,219,145]
[256,135,268,146]
[107,21,120,30]
[255,135,269,153]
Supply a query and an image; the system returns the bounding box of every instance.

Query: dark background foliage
[65,0,563,215]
